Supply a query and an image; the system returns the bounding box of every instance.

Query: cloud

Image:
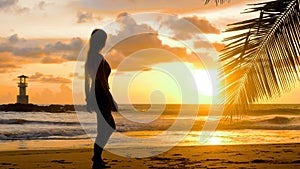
[105,49,126,69]
[0,0,18,10]
[184,16,220,34]
[211,42,225,52]
[0,12,219,74]
[29,72,71,84]
[103,13,210,71]
[107,12,155,47]
[76,11,102,23]
[117,12,129,19]
[0,35,38,58]
[12,46,45,58]
[44,38,84,61]
[141,67,152,71]
[38,1,46,10]
[79,0,235,14]
[105,13,186,70]
[0,62,20,73]
[0,53,25,73]
[0,35,41,58]
[15,6,29,13]
[0,44,12,53]
[69,72,84,80]
[0,34,85,70]
[0,39,44,58]
[0,0,29,13]
[44,37,84,54]
[7,34,25,44]
[160,15,220,40]
[48,38,84,61]
[194,41,225,51]
[41,56,65,64]
[77,11,92,23]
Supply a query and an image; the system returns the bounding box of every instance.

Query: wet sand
[0,143,299,169]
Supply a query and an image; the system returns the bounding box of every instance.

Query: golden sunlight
[192,70,213,96]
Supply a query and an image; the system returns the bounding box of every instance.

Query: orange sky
[0,0,299,104]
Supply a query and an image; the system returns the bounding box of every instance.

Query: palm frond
[220,0,300,117]
[204,0,229,5]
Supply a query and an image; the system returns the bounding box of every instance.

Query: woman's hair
[91,29,100,35]
[89,29,107,52]
[86,29,107,79]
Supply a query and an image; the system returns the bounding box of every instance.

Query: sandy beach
[0,143,299,169]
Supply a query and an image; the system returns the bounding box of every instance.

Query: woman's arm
[85,65,92,113]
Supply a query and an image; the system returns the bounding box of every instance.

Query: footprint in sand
[50,160,72,164]
[0,162,17,166]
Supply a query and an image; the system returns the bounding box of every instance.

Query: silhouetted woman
[85,29,117,169]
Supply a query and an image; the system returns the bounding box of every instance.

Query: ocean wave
[222,115,300,130]
[248,108,300,115]
[0,128,91,140]
[0,119,94,126]
[262,116,297,124]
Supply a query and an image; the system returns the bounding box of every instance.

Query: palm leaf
[204,0,229,5]
[219,0,300,117]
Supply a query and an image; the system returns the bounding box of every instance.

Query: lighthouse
[17,75,29,104]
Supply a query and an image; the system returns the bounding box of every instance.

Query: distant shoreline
[0,103,299,113]
[0,103,83,113]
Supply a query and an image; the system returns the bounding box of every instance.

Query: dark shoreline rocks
[0,103,86,113]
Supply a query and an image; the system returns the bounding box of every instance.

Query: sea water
[0,104,299,151]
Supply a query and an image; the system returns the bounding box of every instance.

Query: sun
[192,70,214,96]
